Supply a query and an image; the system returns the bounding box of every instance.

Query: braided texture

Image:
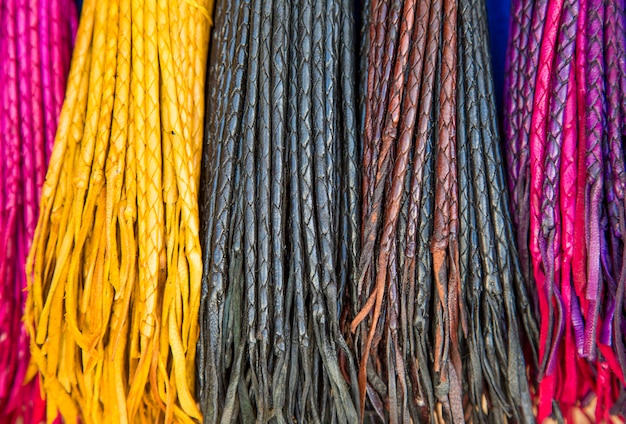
[199,0,360,421]
[24,0,214,422]
[505,0,626,418]
[352,0,536,421]
[0,0,77,422]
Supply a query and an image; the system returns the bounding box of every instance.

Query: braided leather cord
[255,0,273,418]
[583,0,605,360]
[364,0,419,421]
[45,0,110,416]
[361,0,383,230]
[173,0,210,399]
[513,0,549,301]
[242,0,262,418]
[130,1,165,418]
[27,0,44,220]
[358,0,371,147]
[504,0,531,202]
[48,0,73,161]
[559,55,582,411]
[526,1,566,419]
[282,2,306,420]
[541,0,577,376]
[286,1,316,421]
[504,0,533,294]
[415,99,437,424]
[340,0,362,329]
[296,1,325,421]
[270,1,290,420]
[458,12,498,421]
[604,0,626,383]
[334,0,363,412]
[616,0,626,138]
[431,0,464,421]
[535,0,569,416]
[299,2,357,422]
[365,0,402,217]
[545,0,581,415]
[393,0,433,421]
[198,0,225,260]
[604,0,626,239]
[503,0,523,198]
[197,0,224,410]
[15,20,38,419]
[288,5,316,420]
[303,0,330,419]
[103,0,132,420]
[572,0,589,358]
[406,0,440,419]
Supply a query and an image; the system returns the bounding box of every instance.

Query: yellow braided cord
[181,0,212,24]
[25,0,214,422]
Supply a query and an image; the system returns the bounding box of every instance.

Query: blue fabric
[486,0,511,115]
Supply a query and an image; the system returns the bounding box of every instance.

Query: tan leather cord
[24,0,213,422]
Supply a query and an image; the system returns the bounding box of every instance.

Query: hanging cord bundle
[352,0,538,422]
[24,0,214,422]
[0,0,77,422]
[504,0,626,420]
[197,0,361,421]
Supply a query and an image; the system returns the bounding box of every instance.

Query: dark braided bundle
[198,0,360,421]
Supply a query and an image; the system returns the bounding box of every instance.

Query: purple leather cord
[582,0,605,360]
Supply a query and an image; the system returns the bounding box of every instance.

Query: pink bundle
[0,0,77,421]
[505,0,626,421]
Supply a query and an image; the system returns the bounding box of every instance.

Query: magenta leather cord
[559,61,580,411]
[0,0,77,422]
[528,0,564,419]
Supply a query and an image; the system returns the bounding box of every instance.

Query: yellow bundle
[24,0,213,422]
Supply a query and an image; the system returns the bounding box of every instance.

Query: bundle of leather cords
[0,0,77,422]
[198,0,361,421]
[505,0,626,421]
[24,0,214,422]
[352,0,538,422]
